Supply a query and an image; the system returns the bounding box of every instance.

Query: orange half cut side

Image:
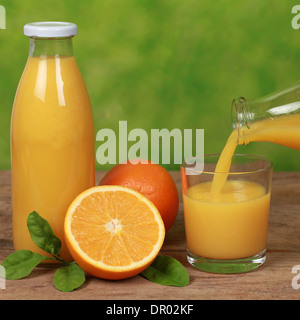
[64,185,165,280]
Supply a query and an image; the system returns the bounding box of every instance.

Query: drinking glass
[181,154,273,273]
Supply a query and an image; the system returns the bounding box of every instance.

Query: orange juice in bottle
[11,22,95,261]
[232,83,300,151]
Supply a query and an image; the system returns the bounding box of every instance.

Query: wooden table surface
[1,170,300,300]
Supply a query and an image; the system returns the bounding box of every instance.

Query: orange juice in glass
[11,22,95,262]
[181,154,272,273]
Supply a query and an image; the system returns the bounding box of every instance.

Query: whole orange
[99,159,179,232]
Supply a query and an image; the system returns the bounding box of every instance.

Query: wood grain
[1,171,300,300]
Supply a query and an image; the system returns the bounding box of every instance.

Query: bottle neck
[231,97,250,130]
[231,97,252,145]
[29,36,74,57]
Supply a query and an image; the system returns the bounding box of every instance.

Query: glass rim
[181,153,273,175]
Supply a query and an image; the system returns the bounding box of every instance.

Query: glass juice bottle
[11,22,95,261]
[231,83,300,149]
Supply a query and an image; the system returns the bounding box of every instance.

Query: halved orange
[64,185,165,280]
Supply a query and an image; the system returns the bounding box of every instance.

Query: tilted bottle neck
[231,97,252,142]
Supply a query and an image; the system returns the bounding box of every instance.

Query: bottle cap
[24,21,78,38]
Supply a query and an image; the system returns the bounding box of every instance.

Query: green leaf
[0,250,48,280]
[27,211,61,255]
[53,263,85,292]
[141,255,189,287]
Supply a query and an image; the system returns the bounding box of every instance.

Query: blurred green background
[1,0,300,171]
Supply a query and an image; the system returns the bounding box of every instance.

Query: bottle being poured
[211,82,300,196]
